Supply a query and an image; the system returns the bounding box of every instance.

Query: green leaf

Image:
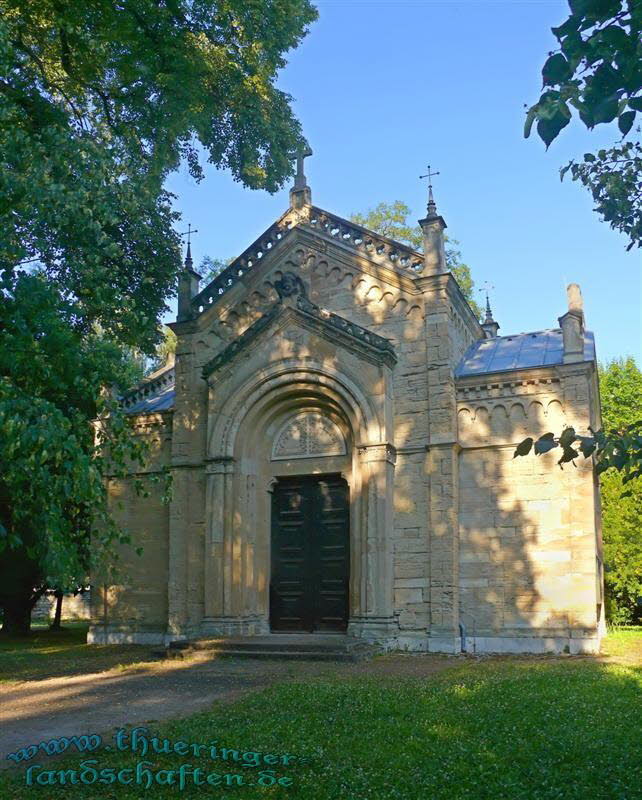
[558,445,579,467]
[629,97,642,112]
[559,427,577,448]
[578,436,597,458]
[535,433,559,455]
[537,113,571,147]
[513,438,533,458]
[591,94,620,125]
[618,110,636,136]
[542,53,572,85]
[524,107,538,139]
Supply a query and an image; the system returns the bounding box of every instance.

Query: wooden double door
[270,475,350,632]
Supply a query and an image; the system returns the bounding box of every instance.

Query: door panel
[270,475,349,632]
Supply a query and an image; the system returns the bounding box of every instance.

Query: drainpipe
[459,610,477,654]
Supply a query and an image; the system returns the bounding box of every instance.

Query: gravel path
[0,653,457,767]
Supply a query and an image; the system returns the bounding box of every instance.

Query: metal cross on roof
[419,165,440,214]
[179,224,199,268]
[179,223,199,245]
[419,165,440,188]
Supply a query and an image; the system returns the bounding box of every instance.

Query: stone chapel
[89,159,605,654]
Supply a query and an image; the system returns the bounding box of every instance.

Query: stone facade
[89,176,604,654]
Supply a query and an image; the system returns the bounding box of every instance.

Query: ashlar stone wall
[456,365,603,654]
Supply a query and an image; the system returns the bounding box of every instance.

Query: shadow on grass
[0,624,157,683]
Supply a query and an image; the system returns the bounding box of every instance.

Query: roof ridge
[189,204,427,320]
[191,208,298,314]
[308,205,424,270]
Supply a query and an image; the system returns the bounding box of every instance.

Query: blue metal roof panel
[455,329,595,377]
[125,386,175,414]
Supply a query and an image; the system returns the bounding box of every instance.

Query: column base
[199,616,269,637]
[348,616,398,647]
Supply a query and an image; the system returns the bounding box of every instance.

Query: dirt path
[0,653,457,767]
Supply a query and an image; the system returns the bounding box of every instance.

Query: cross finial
[419,165,440,216]
[179,224,199,269]
[294,143,313,190]
[479,281,495,321]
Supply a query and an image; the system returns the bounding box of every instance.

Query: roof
[120,366,176,414]
[189,205,426,317]
[455,328,596,378]
[119,328,596,414]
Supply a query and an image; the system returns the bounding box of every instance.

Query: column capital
[357,442,397,465]
[205,456,235,475]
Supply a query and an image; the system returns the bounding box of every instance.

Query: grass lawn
[600,625,642,660]
[1,629,641,799]
[0,622,156,682]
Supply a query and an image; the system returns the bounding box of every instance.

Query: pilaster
[419,272,462,652]
[348,443,397,640]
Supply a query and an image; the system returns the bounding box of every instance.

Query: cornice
[456,369,562,402]
[202,295,397,381]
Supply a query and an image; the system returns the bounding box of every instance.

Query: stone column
[167,467,190,639]
[559,362,602,652]
[348,443,397,641]
[425,442,461,652]
[203,457,234,619]
[200,458,265,636]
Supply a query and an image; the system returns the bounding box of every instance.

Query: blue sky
[165,0,641,364]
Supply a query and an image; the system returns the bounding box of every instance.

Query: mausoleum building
[90,164,604,654]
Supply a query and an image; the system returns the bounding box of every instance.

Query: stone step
[188,638,368,654]
[202,649,359,662]
[154,635,380,663]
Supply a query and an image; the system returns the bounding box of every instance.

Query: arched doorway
[270,474,350,632]
[204,360,397,642]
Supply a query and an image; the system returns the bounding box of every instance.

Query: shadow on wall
[457,396,600,653]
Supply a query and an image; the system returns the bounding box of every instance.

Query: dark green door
[270,475,349,632]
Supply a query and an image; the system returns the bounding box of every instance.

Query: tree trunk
[0,534,46,636]
[1,594,35,635]
[50,591,64,631]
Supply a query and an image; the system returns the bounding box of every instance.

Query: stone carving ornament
[272,411,346,460]
[274,271,307,300]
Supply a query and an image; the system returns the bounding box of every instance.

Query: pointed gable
[189,205,425,320]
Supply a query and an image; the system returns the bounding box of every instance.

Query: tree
[0,0,317,633]
[599,357,642,622]
[0,274,151,633]
[350,201,482,318]
[198,255,232,286]
[2,0,317,345]
[525,0,641,249]
[152,326,178,370]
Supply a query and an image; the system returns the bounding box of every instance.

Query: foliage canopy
[599,357,642,622]
[525,0,641,249]
[0,0,317,632]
